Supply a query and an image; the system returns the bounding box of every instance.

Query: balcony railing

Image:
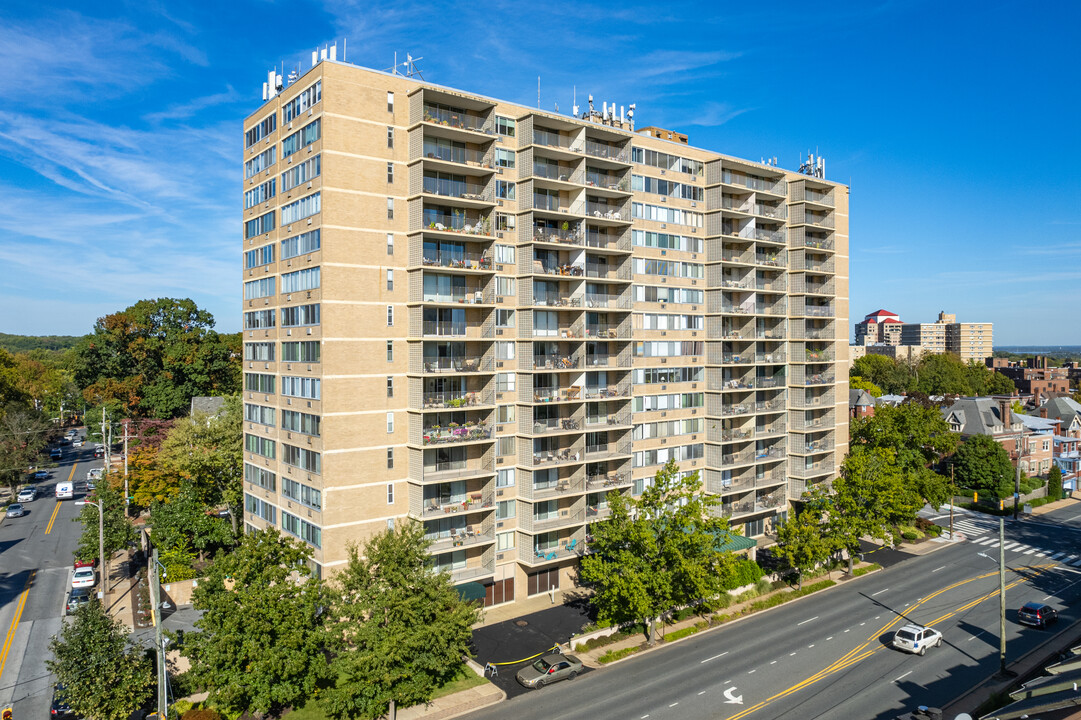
[533,294,582,308]
[586,472,629,489]
[422,146,489,166]
[755,254,786,267]
[804,306,834,318]
[532,449,581,466]
[533,129,573,149]
[428,528,495,553]
[805,374,835,386]
[422,460,491,481]
[534,225,583,245]
[533,387,583,403]
[585,354,610,367]
[756,352,786,363]
[721,404,752,417]
[423,213,491,235]
[804,238,834,251]
[583,383,629,400]
[756,377,783,389]
[533,354,580,370]
[421,494,494,518]
[423,106,488,133]
[532,417,581,434]
[586,323,624,339]
[532,510,585,532]
[586,172,628,190]
[423,356,488,374]
[421,252,492,271]
[803,351,833,363]
[587,202,627,220]
[533,193,562,212]
[586,411,631,428]
[423,289,489,305]
[423,176,490,202]
[585,140,628,162]
[422,321,467,337]
[533,164,575,181]
[753,206,786,221]
[422,424,493,445]
[422,391,484,409]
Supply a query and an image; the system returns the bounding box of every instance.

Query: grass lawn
[283,665,489,720]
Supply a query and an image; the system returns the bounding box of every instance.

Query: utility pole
[101,410,108,467]
[998,517,1007,677]
[150,549,167,720]
[123,420,130,509]
[76,500,106,602]
[1013,463,1021,521]
[950,465,955,540]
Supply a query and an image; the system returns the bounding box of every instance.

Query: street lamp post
[75,499,106,600]
[978,517,1012,678]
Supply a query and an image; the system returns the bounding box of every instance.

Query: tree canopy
[579,460,741,643]
[850,352,1016,398]
[47,600,154,720]
[849,375,883,397]
[0,402,52,496]
[952,433,1015,499]
[774,508,832,589]
[321,522,479,720]
[74,484,137,563]
[70,298,240,419]
[186,529,330,716]
[150,483,234,565]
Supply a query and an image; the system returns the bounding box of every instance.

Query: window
[245,147,276,178]
[386,268,394,291]
[387,305,394,326]
[244,373,275,394]
[495,148,515,169]
[496,309,515,328]
[244,178,276,209]
[281,341,320,363]
[282,80,321,122]
[387,126,394,148]
[244,244,275,269]
[495,116,516,137]
[282,477,321,510]
[281,118,320,159]
[244,277,276,300]
[245,211,275,239]
[495,341,514,360]
[496,277,516,297]
[386,376,394,397]
[386,340,393,361]
[387,197,394,219]
[281,512,321,548]
[496,436,515,457]
[387,91,394,112]
[496,213,515,232]
[497,405,515,423]
[281,409,320,436]
[244,310,276,329]
[244,463,276,491]
[386,412,394,433]
[281,376,321,399]
[245,114,276,148]
[245,433,276,459]
[281,192,321,224]
[244,403,275,426]
[496,500,515,520]
[387,483,394,504]
[281,229,320,259]
[282,443,321,473]
[387,162,394,183]
[281,267,320,293]
[497,468,515,487]
[496,181,516,200]
[281,154,321,192]
[387,448,394,468]
[496,531,515,551]
[244,342,275,361]
[280,303,320,327]
[387,233,394,255]
[493,244,515,264]
[497,372,515,393]
[245,493,276,524]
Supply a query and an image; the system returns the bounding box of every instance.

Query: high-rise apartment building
[900,322,946,353]
[241,60,849,605]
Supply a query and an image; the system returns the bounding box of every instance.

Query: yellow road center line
[45,462,77,535]
[0,570,35,686]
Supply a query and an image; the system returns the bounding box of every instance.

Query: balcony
[805,212,834,229]
[532,448,582,467]
[586,202,628,221]
[721,404,752,417]
[532,193,563,212]
[533,129,575,150]
[428,526,495,553]
[804,188,834,207]
[586,322,626,339]
[721,170,785,196]
[586,472,630,489]
[422,146,491,167]
[585,411,631,428]
[755,399,785,413]
[585,230,628,251]
[586,503,611,520]
[532,510,585,532]
[790,461,834,479]
[533,163,578,182]
[584,262,629,281]
[583,383,629,400]
[423,212,491,237]
[533,386,582,403]
[756,488,787,511]
[535,262,585,278]
[753,206,786,222]
[524,540,582,564]
[422,105,489,134]
[531,417,581,434]
[422,356,490,374]
[719,429,751,441]
[804,306,834,318]
[755,253,786,268]
[802,350,833,363]
[756,377,783,389]
[756,352,786,363]
[585,140,629,162]
[804,374,835,386]
[755,446,786,461]
[721,378,754,391]
[421,460,493,483]
[422,424,493,446]
[722,450,755,466]
[533,354,580,370]
[421,251,492,272]
[532,293,582,308]
[586,442,632,459]
[422,391,489,409]
[448,564,496,584]
[585,171,628,191]
[804,237,834,251]
[422,288,491,306]
[534,224,583,246]
[422,176,491,203]
[422,321,467,338]
[420,493,494,519]
[530,476,585,500]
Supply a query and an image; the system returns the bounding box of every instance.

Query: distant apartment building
[240,59,849,605]
[900,322,946,354]
[854,309,902,346]
[988,356,1071,405]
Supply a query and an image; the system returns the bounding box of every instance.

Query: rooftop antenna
[537,77,541,108]
[385,52,424,79]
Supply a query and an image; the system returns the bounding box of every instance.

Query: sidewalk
[396,681,504,720]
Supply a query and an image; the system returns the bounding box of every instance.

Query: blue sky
[1,0,1078,344]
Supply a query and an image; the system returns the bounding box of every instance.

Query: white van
[55,482,74,500]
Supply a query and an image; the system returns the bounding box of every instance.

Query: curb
[410,686,506,720]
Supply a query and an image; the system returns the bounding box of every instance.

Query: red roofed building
[854,309,903,346]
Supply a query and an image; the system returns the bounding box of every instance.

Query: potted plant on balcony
[561,220,569,233]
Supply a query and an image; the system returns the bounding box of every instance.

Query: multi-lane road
[0,432,102,718]
[466,503,1081,720]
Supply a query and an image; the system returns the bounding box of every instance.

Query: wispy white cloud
[679,102,754,127]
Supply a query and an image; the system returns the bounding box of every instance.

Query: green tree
[952,434,1014,499]
[70,298,240,419]
[149,483,234,563]
[849,401,959,509]
[1046,464,1063,501]
[914,353,970,396]
[46,600,154,720]
[580,460,733,644]
[186,529,330,716]
[774,508,831,589]
[74,484,137,563]
[849,375,883,397]
[128,444,181,507]
[851,354,914,395]
[321,522,479,720]
[158,396,242,532]
[0,402,52,497]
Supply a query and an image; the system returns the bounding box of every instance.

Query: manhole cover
[515,620,529,627]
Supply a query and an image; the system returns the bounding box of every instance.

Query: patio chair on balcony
[544,551,557,561]
[567,538,578,552]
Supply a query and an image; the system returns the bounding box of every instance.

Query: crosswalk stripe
[1067,555,1080,563]
[988,541,1001,548]
[1050,552,1066,560]
[1022,547,1036,555]
[974,537,994,545]
[1003,542,1021,550]
[1034,551,1047,557]
[1071,559,1081,567]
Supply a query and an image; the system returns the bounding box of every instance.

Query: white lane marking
[641,716,649,719]
[797,616,819,626]
[808,644,815,648]
[860,622,866,626]
[698,691,706,695]
[770,660,777,664]
[748,668,756,674]
[701,651,729,664]
[789,652,797,656]
[871,589,888,597]
[894,671,912,682]
[844,628,851,632]
[826,636,833,641]
[669,703,678,708]
[932,566,947,573]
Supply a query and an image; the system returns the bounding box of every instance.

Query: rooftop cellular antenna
[385,53,424,79]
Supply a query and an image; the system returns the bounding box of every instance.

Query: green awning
[712,531,757,554]
[455,581,487,602]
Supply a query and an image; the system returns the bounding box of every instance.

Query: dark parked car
[66,587,92,615]
[516,653,584,688]
[1018,602,1058,628]
[51,684,76,719]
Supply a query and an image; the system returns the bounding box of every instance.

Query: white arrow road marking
[723,687,744,705]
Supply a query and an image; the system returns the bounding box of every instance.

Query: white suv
[892,624,942,655]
